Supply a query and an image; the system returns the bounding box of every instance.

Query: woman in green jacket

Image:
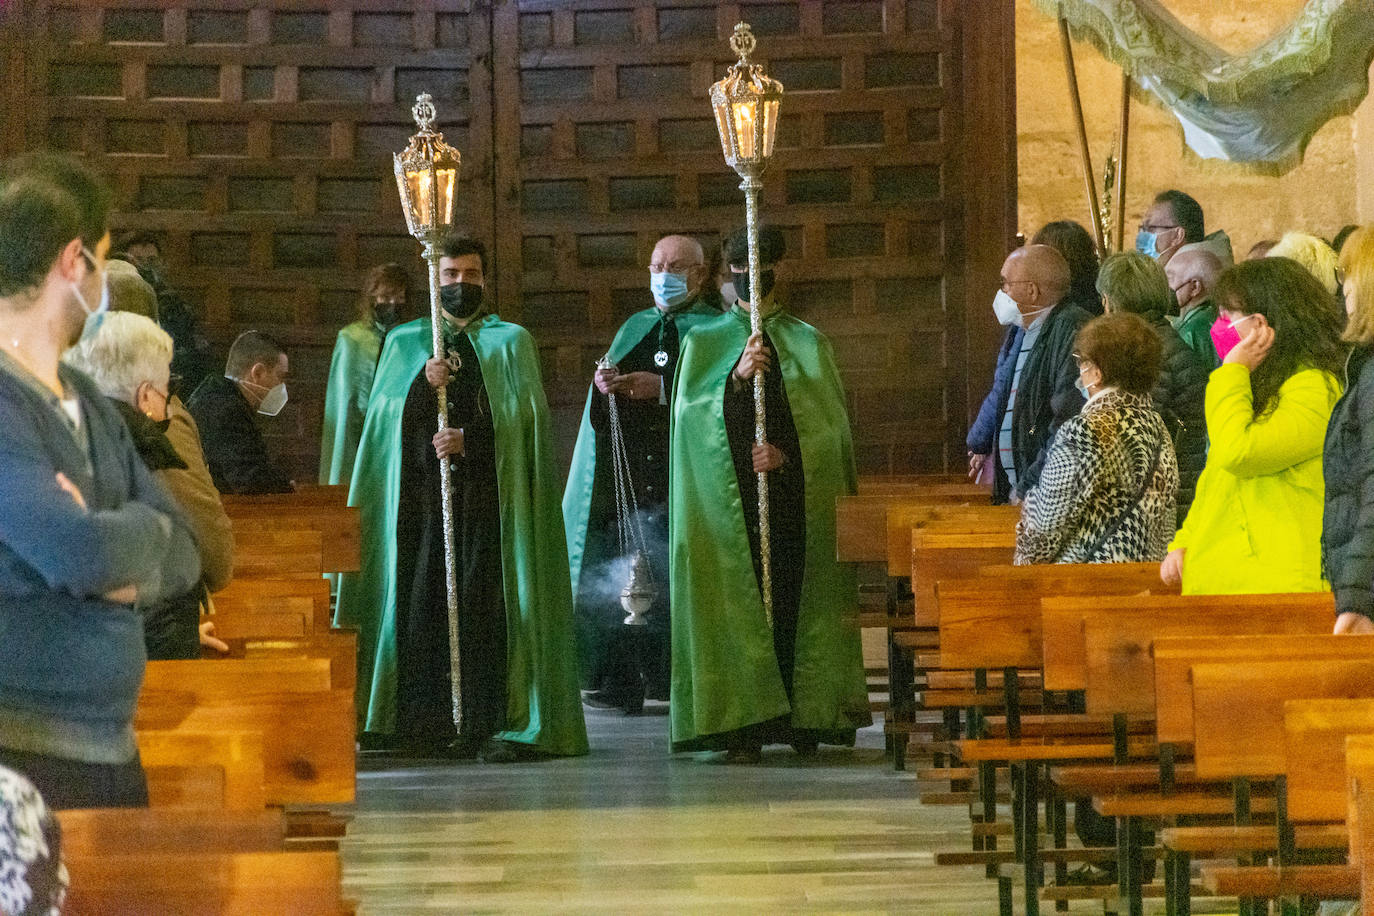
[1161,257,1346,594]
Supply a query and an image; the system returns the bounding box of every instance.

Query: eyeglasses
[998,278,1033,292]
[1139,223,1180,234]
[648,260,703,274]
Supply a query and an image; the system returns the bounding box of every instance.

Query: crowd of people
[981,190,1372,639]
[2,150,1374,905]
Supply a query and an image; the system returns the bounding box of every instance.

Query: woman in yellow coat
[1161,257,1345,594]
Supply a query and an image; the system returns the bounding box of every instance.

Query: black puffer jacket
[1322,346,1374,621]
[1145,314,1207,523]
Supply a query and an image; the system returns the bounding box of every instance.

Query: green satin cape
[562,300,722,602]
[668,305,871,747]
[334,315,588,756]
[319,321,383,486]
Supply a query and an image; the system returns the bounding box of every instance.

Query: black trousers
[0,745,148,810]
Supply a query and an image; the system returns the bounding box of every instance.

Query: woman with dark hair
[1032,220,1102,315]
[1015,312,1178,564]
[1097,252,1207,520]
[320,263,410,487]
[1161,257,1346,593]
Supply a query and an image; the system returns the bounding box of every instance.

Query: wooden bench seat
[58,807,286,855]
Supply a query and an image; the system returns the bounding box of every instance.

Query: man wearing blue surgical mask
[563,234,723,714]
[1136,189,1234,269]
[186,330,294,494]
[967,244,1091,504]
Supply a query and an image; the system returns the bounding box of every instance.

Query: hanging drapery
[1035,0,1374,173]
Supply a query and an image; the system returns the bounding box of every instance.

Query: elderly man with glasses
[564,234,723,714]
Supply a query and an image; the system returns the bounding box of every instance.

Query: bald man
[1164,248,1223,369]
[968,244,1091,504]
[564,233,723,713]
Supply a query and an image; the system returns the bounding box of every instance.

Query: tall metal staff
[393,93,465,730]
[710,23,784,628]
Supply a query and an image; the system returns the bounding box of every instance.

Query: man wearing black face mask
[336,235,587,762]
[668,225,870,762]
[319,263,410,487]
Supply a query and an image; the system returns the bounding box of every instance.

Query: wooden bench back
[1191,658,1374,780]
[1153,633,1374,744]
[142,657,334,696]
[835,493,983,564]
[1346,733,1374,876]
[213,576,332,632]
[910,526,1018,626]
[856,474,979,492]
[226,505,361,574]
[221,484,347,509]
[1284,698,1374,823]
[137,729,267,811]
[889,503,1018,577]
[231,528,324,580]
[209,598,313,641]
[936,562,1164,669]
[136,687,355,806]
[1041,592,1334,694]
[63,849,343,915]
[57,808,285,857]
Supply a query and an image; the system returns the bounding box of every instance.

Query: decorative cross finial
[411,93,437,132]
[729,22,756,64]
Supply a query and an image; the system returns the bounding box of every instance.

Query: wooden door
[0,0,1014,478]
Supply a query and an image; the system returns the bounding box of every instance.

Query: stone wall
[1016,0,1372,257]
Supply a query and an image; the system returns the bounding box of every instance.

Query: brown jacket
[162,396,235,592]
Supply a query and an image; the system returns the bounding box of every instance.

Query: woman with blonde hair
[1324,226,1374,634]
[1266,231,1341,299]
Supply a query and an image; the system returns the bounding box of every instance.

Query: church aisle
[338,707,1010,913]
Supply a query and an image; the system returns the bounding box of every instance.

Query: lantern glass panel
[762,99,779,157]
[731,98,759,161]
[712,102,733,160]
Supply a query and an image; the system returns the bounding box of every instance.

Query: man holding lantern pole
[667,225,871,763]
[335,235,587,762]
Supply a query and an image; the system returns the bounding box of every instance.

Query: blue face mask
[650,271,692,309]
[1135,230,1159,259]
[72,246,109,343]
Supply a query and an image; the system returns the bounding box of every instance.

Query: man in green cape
[563,234,722,714]
[335,237,587,761]
[669,225,871,762]
[318,263,408,487]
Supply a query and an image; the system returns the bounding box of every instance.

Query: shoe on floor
[479,738,518,764]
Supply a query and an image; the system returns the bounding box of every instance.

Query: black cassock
[579,318,679,702]
[393,330,507,743]
[719,329,810,748]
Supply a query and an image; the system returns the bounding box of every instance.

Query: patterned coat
[1015,390,1179,565]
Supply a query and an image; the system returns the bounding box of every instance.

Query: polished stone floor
[337,705,1019,914]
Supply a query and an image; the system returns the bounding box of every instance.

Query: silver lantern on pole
[710,22,783,628]
[394,92,465,729]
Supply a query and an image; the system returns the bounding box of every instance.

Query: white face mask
[71,246,110,342]
[230,375,289,417]
[993,289,1051,329]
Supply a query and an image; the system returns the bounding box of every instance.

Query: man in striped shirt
[967,244,1090,504]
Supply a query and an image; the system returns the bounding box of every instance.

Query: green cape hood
[668,306,871,745]
[335,316,588,756]
[319,321,382,487]
[562,301,722,600]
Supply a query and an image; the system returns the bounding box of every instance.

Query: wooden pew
[1187,659,1374,907]
[58,807,286,856]
[1348,734,1374,909]
[63,850,346,915]
[135,659,355,807]
[138,729,267,811]
[1015,593,1334,914]
[224,503,361,574]
[230,528,324,580]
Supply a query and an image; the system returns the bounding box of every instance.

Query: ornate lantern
[709,23,784,628]
[394,93,465,731]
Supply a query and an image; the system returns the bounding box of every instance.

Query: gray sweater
[0,357,200,764]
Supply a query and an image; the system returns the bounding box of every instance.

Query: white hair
[64,311,174,404]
